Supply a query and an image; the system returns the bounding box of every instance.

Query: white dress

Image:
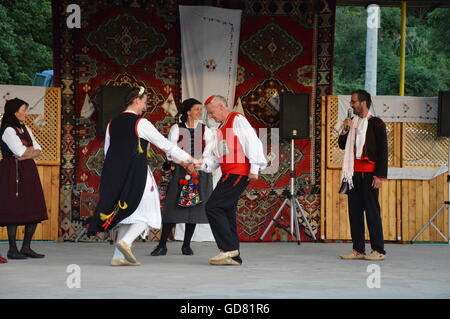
[104,111,191,230]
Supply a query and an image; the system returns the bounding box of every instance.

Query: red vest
[218,112,251,176]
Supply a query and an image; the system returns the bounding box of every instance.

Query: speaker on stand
[260,93,316,244]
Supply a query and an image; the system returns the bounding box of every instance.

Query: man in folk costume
[198,95,267,266]
[338,89,388,261]
[87,87,196,266]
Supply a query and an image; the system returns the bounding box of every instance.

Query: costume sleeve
[166,124,180,162]
[137,118,191,163]
[233,115,268,174]
[104,122,111,157]
[201,126,220,173]
[1,127,27,157]
[338,131,348,150]
[374,119,388,178]
[26,126,42,150]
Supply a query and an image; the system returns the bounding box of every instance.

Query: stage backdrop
[52,0,335,242]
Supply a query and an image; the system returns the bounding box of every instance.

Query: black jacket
[338,116,388,178]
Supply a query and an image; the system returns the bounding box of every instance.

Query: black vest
[0,125,33,159]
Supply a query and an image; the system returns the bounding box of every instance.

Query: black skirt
[161,163,212,224]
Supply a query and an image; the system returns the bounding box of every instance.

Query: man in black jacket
[338,89,388,261]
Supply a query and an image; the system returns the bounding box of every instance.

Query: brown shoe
[209,257,241,266]
[340,250,366,260]
[111,258,141,266]
[117,240,137,264]
[365,250,386,261]
[208,250,239,263]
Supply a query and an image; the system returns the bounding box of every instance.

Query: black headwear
[0,98,28,132]
[180,98,202,124]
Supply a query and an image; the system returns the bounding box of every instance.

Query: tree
[333,5,450,97]
[0,0,52,85]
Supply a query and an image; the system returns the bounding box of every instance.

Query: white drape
[0,85,46,115]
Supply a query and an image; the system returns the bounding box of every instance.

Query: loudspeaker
[438,91,450,137]
[279,92,310,139]
[97,85,134,135]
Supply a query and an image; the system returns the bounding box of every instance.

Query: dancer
[87,87,196,266]
[151,98,214,256]
[0,98,47,260]
[199,95,267,265]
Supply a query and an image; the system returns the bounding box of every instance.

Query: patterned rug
[52,0,335,242]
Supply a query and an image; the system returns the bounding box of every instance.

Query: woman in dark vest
[87,87,196,266]
[0,98,47,260]
[150,98,214,256]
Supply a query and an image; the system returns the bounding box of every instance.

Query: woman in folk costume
[87,87,196,266]
[0,98,47,260]
[150,98,214,256]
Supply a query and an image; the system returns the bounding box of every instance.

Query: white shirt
[166,121,215,164]
[104,111,191,163]
[1,126,42,157]
[202,114,268,175]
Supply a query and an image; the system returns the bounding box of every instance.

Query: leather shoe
[150,246,167,256]
[7,250,28,259]
[117,240,137,263]
[20,248,45,258]
[181,246,194,255]
[111,258,141,266]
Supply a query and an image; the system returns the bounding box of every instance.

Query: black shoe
[181,246,194,255]
[20,248,45,258]
[7,250,28,259]
[150,246,167,256]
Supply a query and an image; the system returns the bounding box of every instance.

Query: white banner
[338,95,438,123]
[0,85,46,115]
[180,5,241,108]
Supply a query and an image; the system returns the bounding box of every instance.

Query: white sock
[121,222,149,247]
[112,224,130,260]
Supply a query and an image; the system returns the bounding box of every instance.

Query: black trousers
[347,172,386,255]
[205,173,249,252]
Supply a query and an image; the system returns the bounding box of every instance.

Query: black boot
[20,223,45,258]
[181,246,194,255]
[7,224,27,259]
[150,223,174,256]
[150,246,167,256]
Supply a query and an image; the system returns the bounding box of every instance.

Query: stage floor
[0,241,449,299]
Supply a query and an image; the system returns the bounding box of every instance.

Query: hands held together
[181,157,203,175]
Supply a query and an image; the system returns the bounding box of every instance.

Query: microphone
[344,109,352,131]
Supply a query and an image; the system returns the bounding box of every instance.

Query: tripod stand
[260,139,317,244]
[412,142,450,244]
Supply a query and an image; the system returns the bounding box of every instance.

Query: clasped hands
[181,157,203,175]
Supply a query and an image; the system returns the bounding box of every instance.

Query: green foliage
[0,0,52,85]
[333,6,450,97]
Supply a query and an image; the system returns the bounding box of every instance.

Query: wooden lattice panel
[0,88,61,165]
[402,122,448,168]
[326,95,396,169]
